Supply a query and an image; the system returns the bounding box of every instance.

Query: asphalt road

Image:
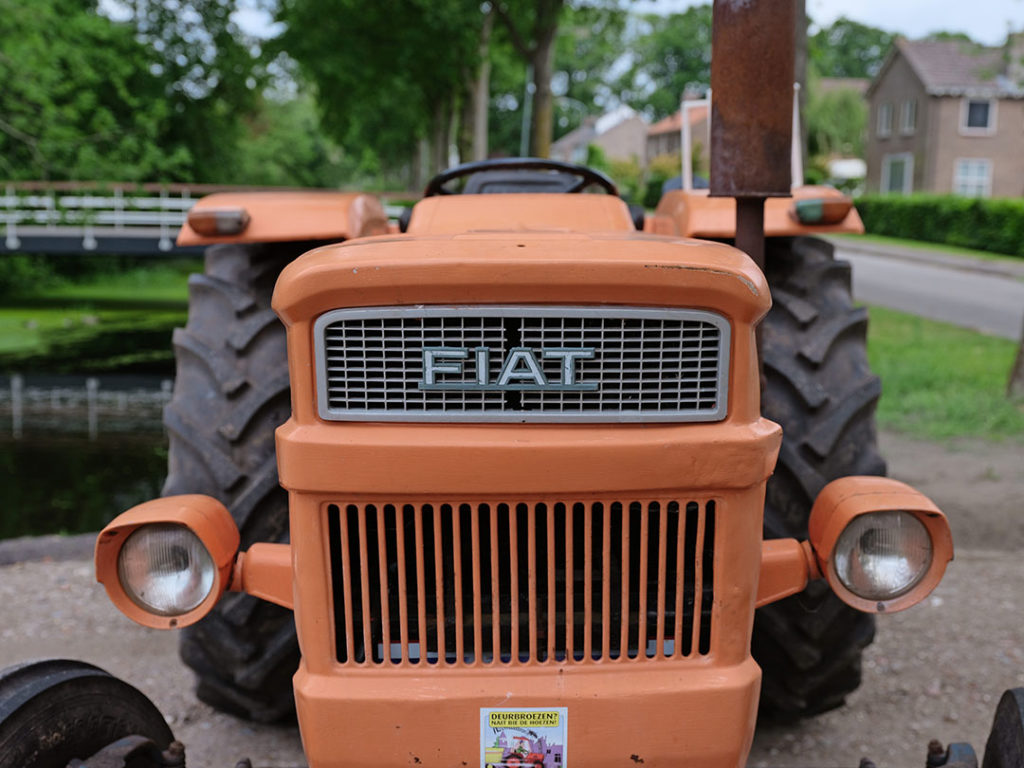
[831,245,1024,340]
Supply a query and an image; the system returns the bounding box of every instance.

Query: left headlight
[96,495,239,629]
[118,524,216,616]
[809,477,953,613]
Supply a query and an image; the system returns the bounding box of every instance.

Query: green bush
[608,158,643,205]
[855,195,1024,258]
[0,255,59,297]
[643,153,682,209]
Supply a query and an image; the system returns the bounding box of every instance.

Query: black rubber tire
[163,241,315,722]
[0,659,173,768]
[753,235,887,721]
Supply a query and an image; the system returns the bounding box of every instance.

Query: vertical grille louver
[327,500,716,666]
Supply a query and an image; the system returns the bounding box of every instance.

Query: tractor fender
[177,190,390,246]
[647,186,864,239]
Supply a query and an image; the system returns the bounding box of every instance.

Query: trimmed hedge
[855,195,1024,258]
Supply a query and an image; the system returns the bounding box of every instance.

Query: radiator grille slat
[314,307,729,422]
[328,500,716,667]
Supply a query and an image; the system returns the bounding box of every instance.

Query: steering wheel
[423,157,619,197]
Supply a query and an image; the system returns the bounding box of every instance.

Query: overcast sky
[638,0,1024,45]
[229,1,1024,46]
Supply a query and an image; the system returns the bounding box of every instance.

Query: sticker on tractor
[480,707,568,768]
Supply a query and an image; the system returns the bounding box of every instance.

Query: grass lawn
[867,305,1024,441]
[833,232,1024,267]
[0,259,196,373]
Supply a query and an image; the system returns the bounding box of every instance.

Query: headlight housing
[96,495,240,629]
[809,477,953,613]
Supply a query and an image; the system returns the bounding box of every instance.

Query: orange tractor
[2,2,1022,767]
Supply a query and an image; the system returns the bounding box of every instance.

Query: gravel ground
[1,430,1021,767]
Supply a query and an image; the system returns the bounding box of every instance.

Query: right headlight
[833,510,933,601]
[809,477,953,613]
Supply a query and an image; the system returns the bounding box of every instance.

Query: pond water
[0,374,170,538]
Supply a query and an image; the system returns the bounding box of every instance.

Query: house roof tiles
[875,38,1024,98]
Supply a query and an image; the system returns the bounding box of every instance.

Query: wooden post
[1008,314,1024,399]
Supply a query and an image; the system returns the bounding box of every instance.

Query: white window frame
[880,152,914,195]
[952,158,993,197]
[877,102,893,137]
[959,98,998,135]
[900,99,917,135]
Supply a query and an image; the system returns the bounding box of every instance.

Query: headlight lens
[833,510,933,601]
[117,524,216,616]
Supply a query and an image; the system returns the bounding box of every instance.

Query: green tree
[552,4,627,137]
[127,0,264,182]
[0,0,190,180]
[275,0,483,182]
[809,17,894,79]
[494,0,567,157]
[234,94,357,188]
[618,6,712,120]
[805,82,867,158]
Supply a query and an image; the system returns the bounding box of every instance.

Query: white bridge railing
[1,182,410,254]
[1,183,205,252]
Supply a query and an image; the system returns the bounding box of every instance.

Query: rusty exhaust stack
[710,0,796,272]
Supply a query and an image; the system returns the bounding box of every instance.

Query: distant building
[645,103,709,169]
[549,107,648,166]
[818,77,870,96]
[865,36,1024,197]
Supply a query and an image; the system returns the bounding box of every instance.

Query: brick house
[549,107,648,166]
[866,36,1024,197]
[645,104,710,168]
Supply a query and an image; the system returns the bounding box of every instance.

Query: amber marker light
[95,495,240,629]
[790,196,854,225]
[186,206,251,236]
[808,476,953,613]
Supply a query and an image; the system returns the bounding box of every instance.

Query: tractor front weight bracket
[68,736,186,768]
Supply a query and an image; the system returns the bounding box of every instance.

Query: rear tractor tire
[753,235,887,720]
[163,241,316,722]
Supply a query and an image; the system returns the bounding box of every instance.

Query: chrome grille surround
[313,306,730,423]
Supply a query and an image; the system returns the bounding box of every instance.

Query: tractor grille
[313,306,730,422]
[326,500,716,667]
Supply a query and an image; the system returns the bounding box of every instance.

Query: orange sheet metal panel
[177,190,389,246]
[272,229,779,767]
[287,486,768,768]
[406,193,636,235]
[652,186,864,239]
[294,659,761,768]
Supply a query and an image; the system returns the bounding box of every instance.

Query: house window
[881,153,914,194]
[877,103,893,137]
[960,98,997,134]
[900,100,917,135]
[953,158,992,197]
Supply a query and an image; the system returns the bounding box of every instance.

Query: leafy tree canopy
[0,0,190,180]
[553,3,627,134]
[617,5,712,120]
[809,17,894,79]
[274,0,484,174]
[805,84,867,158]
[127,0,265,181]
